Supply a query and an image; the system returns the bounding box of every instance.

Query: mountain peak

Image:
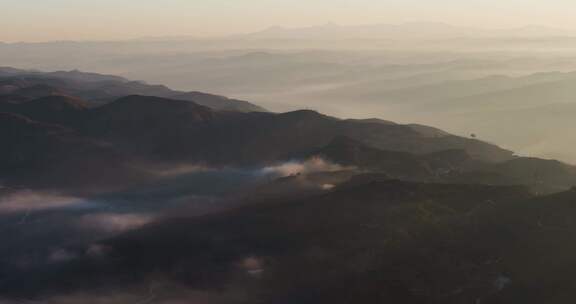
[279,109,327,119]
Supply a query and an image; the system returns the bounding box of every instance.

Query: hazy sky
[3,0,576,41]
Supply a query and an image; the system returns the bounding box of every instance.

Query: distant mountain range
[242,22,576,40]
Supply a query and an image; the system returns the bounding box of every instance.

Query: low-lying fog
[0,157,353,302]
[0,160,341,264]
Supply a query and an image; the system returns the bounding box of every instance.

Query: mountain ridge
[0,67,266,112]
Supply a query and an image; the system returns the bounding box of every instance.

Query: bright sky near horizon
[2,0,576,41]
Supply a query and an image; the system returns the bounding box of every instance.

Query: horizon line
[3,21,576,44]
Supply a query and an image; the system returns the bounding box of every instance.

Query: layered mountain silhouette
[4,69,576,195]
[0,67,266,112]
[0,92,516,190]
[3,68,576,303]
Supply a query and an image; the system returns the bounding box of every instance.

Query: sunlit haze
[4,0,576,41]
